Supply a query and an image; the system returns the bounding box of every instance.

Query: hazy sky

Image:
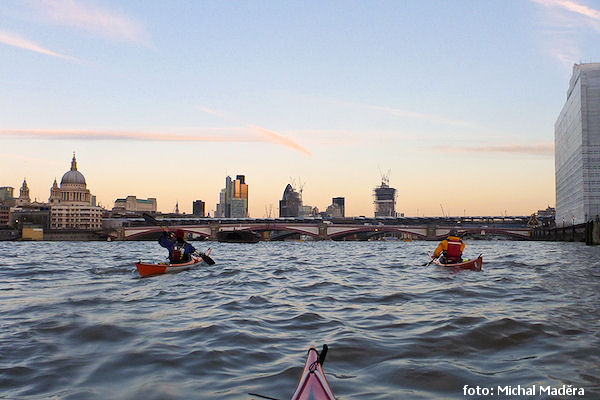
[1,0,599,217]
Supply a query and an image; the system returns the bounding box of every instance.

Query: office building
[326,197,345,218]
[0,187,14,203]
[113,196,157,213]
[555,63,600,226]
[374,176,397,217]
[193,200,205,217]
[279,184,302,217]
[216,175,248,218]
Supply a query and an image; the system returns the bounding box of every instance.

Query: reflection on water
[0,241,599,399]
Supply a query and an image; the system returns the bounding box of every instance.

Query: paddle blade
[199,253,215,265]
[142,213,159,226]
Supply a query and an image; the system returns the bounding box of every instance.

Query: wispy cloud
[0,29,81,62]
[195,106,226,118]
[0,127,312,155]
[532,0,600,21]
[0,128,257,142]
[431,142,554,156]
[248,125,312,156]
[367,105,474,128]
[32,0,149,45]
[530,0,600,65]
[193,105,312,155]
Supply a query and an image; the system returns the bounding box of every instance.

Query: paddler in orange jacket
[432,230,465,264]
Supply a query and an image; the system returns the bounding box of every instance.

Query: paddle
[194,250,216,266]
[142,213,215,265]
[422,255,437,267]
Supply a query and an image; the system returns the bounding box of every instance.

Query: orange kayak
[433,255,483,271]
[291,345,336,400]
[136,255,205,277]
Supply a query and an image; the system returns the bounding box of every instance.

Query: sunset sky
[1,0,599,217]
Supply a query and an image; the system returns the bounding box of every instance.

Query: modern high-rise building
[279,184,301,217]
[0,187,14,203]
[555,63,600,226]
[374,175,396,217]
[216,175,248,218]
[192,200,205,217]
[325,197,345,218]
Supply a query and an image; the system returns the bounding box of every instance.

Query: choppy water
[0,241,599,399]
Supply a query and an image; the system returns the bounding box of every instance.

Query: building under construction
[373,174,397,217]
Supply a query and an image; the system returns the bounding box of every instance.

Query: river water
[0,241,599,399]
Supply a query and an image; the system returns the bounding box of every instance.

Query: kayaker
[432,229,465,264]
[159,228,196,264]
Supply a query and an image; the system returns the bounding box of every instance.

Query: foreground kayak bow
[291,345,336,400]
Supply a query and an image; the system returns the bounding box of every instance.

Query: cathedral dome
[60,154,86,185]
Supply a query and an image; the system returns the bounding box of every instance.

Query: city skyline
[2,1,600,216]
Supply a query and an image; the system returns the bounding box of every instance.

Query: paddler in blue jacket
[432,230,465,264]
[159,228,196,264]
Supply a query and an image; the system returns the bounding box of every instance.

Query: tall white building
[555,63,600,226]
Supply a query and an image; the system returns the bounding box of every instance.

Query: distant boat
[217,230,260,243]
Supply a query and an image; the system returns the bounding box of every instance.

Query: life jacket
[445,237,463,262]
[170,243,187,263]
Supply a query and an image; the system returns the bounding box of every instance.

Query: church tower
[16,179,31,206]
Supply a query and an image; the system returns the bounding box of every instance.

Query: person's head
[448,229,458,237]
[175,229,185,242]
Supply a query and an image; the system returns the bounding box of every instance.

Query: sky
[1,0,599,217]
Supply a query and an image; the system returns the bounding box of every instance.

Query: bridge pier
[209,222,219,241]
[426,225,437,240]
[319,223,330,241]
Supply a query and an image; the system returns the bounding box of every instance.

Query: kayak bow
[291,345,336,400]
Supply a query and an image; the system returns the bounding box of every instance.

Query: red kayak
[136,250,213,277]
[432,255,483,271]
[291,345,336,400]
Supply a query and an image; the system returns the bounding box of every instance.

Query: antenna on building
[298,177,306,197]
[378,167,390,187]
[265,203,273,218]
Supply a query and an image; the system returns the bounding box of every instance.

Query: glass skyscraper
[555,63,600,226]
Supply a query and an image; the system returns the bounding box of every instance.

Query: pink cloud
[0,29,81,62]
[194,106,226,118]
[431,142,554,155]
[248,125,312,156]
[34,0,149,45]
[532,0,600,20]
[0,127,311,155]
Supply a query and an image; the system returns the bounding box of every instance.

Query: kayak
[291,345,336,400]
[432,255,483,271]
[136,255,206,277]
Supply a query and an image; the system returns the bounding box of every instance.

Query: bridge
[111,216,533,241]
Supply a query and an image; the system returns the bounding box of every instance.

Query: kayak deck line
[291,345,336,400]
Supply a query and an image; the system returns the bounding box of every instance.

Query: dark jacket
[159,232,196,263]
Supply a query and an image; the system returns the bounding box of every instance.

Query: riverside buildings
[112,196,157,213]
[9,154,103,231]
[555,63,600,226]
